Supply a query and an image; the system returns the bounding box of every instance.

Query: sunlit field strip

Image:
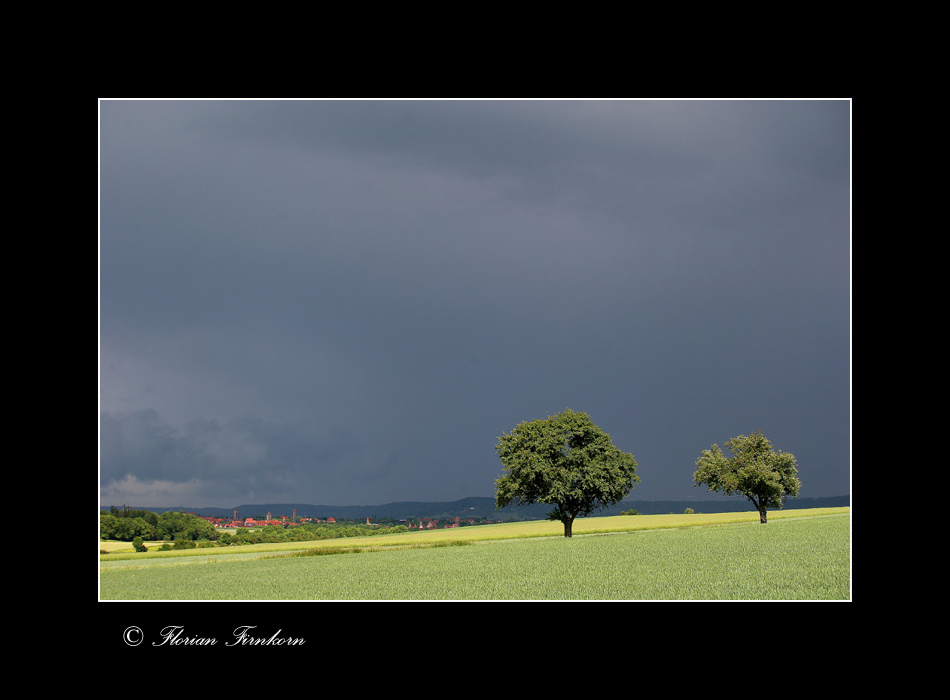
[100,507,849,562]
[99,510,850,600]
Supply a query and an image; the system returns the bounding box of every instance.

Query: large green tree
[693,429,801,523]
[494,409,639,537]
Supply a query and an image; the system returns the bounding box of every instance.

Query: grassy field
[99,507,849,600]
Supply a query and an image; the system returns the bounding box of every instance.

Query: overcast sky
[98,99,851,509]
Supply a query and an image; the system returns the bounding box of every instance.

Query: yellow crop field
[100,507,849,559]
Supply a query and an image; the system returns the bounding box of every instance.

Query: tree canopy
[494,409,639,537]
[693,429,801,523]
[99,510,220,542]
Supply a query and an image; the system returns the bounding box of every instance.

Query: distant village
[191,509,496,530]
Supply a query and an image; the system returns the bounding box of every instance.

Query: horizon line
[102,494,850,511]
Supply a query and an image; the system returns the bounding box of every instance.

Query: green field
[99,508,850,600]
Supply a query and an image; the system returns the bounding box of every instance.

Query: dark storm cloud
[99,99,851,508]
[99,409,369,505]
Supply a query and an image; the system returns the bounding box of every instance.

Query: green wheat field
[99,508,850,600]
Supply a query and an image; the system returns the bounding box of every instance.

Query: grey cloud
[99,98,850,508]
[99,409,380,505]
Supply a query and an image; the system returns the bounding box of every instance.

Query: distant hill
[121,495,849,522]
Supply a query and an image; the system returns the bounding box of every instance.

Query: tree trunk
[563,516,575,538]
[749,496,767,523]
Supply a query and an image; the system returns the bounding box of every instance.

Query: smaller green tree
[693,429,801,523]
[132,536,148,552]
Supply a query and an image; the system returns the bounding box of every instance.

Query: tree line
[99,507,415,548]
[100,507,218,543]
[220,522,409,546]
